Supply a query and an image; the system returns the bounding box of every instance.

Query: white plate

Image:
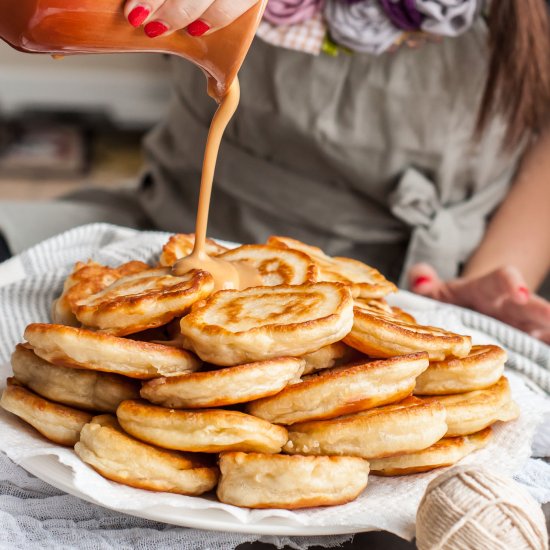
[0,233,547,540]
[17,455,367,536]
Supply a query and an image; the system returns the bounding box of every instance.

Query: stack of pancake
[0,234,519,510]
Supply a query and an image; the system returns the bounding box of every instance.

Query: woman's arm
[409,133,550,343]
[463,131,550,290]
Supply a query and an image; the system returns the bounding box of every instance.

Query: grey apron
[139,19,524,286]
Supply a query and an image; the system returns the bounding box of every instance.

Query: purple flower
[263,0,324,26]
[324,0,401,54]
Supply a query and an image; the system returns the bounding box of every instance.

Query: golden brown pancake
[301,341,362,375]
[1,378,92,446]
[11,344,140,412]
[74,268,214,336]
[219,244,318,285]
[52,260,149,326]
[414,345,507,395]
[179,282,354,366]
[344,302,472,361]
[25,324,201,379]
[129,319,185,348]
[217,452,370,509]
[354,297,417,324]
[246,353,429,425]
[284,396,447,459]
[419,377,520,437]
[117,400,288,453]
[158,233,229,267]
[267,235,396,298]
[369,427,492,476]
[75,415,219,495]
[141,357,305,408]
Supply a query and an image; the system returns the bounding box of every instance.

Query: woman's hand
[408,263,550,344]
[124,0,259,38]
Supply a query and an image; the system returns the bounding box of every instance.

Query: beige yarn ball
[416,465,548,550]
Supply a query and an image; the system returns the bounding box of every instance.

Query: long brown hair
[477,0,550,148]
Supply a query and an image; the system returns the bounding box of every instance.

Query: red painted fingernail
[413,276,431,287]
[187,20,210,37]
[128,6,150,27]
[144,21,168,38]
[518,286,530,298]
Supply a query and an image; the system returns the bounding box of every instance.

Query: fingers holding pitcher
[125,0,259,37]
[198,0,260,33]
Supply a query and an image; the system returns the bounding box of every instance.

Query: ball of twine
[416,465,548,550]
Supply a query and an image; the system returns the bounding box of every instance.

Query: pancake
[159,233,228,267]
[420,377,520,437]
[344,302,472,361]
[301,341,361,375]
[52,260,149,326]
[25,324,201,379]
[180,282,354,366]
[217,452,370,509]
[246,353,429,425]
[354,297,417,324]
[284,396,447,459]
[1,378,92,446]
[74,268,214,336]
[117,400,288,453]
[141,357,305,408]
[129,319,185,348]
[219,244,318,286]
[414,345,507,395]
[75,415,218,495]
[11,344,140,412]
[369,428,492,476]
[267,235,396,298]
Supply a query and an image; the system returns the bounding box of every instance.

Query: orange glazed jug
[0,0,266,99]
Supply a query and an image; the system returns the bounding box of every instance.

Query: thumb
[408,263,441,297]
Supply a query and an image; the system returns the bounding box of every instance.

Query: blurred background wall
[0,46,172,200]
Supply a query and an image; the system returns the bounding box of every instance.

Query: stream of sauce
[172,79,263,290]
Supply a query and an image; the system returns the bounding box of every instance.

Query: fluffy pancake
[74,268,214,336]
[369,427,492,476]
[75,415,218,495]
[246,353,429,425]
[117,400,288,453]
[354,298,417,324]
[219,244,318,286]
[344,302,471,361]
[11,344,140,412]
[301,341,361,375]
[267,235,396,298]
[52,260,149,326]
[420,377,519,437]
[284,396,447,459]
[1,378,92,446]
[130,319,185,348]
[159,233,228,267]
[25,324,201,379]
[414,345,507,395]
[141,357,305,408]
[180,282,354,366]
[217,452,370,509]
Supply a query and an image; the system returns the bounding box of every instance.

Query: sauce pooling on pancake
[172,80,263,291]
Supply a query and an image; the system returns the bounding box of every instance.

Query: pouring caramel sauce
[172,79,263,290]
[0,0,267,289]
